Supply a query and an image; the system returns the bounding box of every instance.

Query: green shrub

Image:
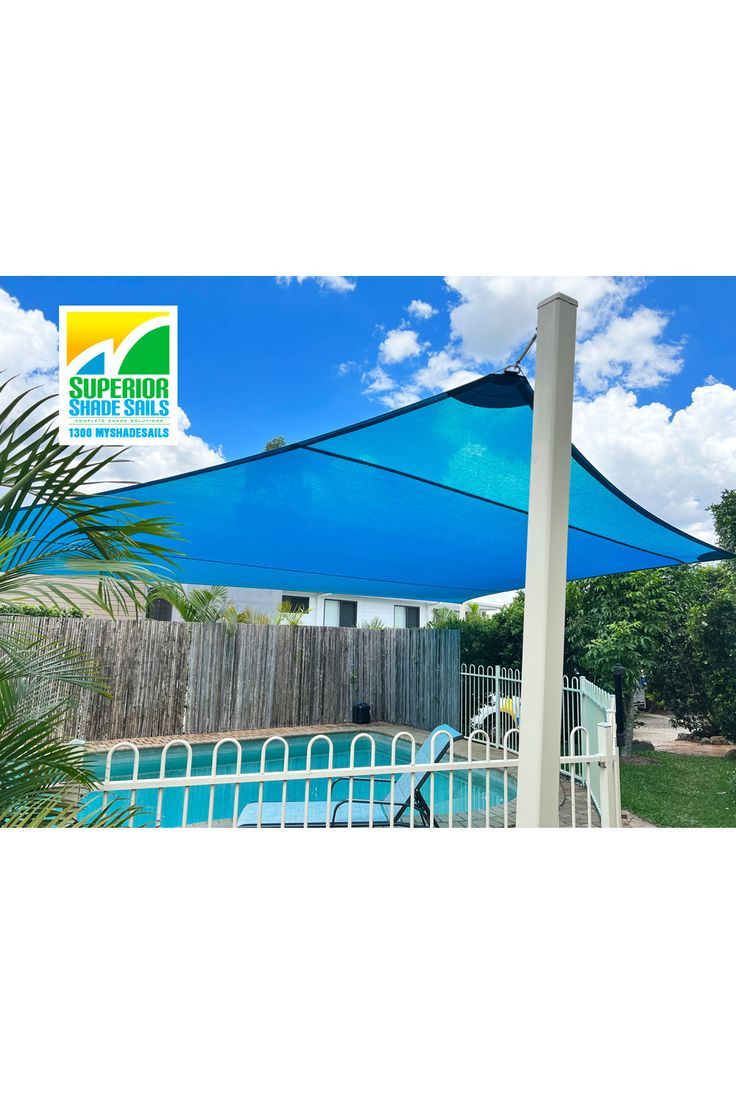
[0,603,84,618]
[427,596,525,667]
[647,567,736,742]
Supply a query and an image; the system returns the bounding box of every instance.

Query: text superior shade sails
[112,373,728,602]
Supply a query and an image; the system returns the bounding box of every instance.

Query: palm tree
[360,617,386,630]
[0,378,177,613]
[275,600,308,626]
[428,607,462,629]
[0,382,177,827]
[145,582,241,630]
[236,607,272,625]
[0,635,135,826]
[147,588,310,628]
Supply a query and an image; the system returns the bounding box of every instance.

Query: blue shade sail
[99,372,730,601]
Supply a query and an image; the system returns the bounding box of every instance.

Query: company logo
[58,306,178,446]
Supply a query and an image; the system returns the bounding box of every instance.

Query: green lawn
[620,749,736,828]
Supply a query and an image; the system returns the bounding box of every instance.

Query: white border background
[2,2,734,1100]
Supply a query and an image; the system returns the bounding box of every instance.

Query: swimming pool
[85,732,516,827]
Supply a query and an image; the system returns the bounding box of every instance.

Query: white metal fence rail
[462,665,522,752]
[460,664,619,820]
[90,723,620,829]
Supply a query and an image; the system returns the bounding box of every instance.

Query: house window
[324,599,357,627]
[281,594,310,613]
[147,597,173,622]
[394,605,420,628]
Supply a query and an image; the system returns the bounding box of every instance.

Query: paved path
[88,722,428,754]
[454,742,601,827]
[635,711,733,757]
[621,809,657,828]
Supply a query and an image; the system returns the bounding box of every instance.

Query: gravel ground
[634,711,733,757]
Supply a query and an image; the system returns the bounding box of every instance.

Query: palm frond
[0,697,93,813]
[275,600,308,626]
[2,793,139,828]
[0,626,107,695]
[186,585,232,622]
[147,582,241,633]
[0,386,181,616]
[236,607,272,624]
[0,377,185,826]
[145,581,191,619]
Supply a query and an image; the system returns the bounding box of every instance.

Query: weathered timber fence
[5,618,460,743]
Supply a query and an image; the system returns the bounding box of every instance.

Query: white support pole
[516,293,578,827]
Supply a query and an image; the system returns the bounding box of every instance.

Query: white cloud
[447,276,641,364]
[573,382,736,542]
[0,287,225,489]
[361,366,396,394]
[359,272,733,543]
[363,350,480,410]
[315,276,356,293]
[412,351,481,392]
[278,276,356,293]
[378,386,424,411]
[445,276,684,396]
[0,287,58,377]
[378,327,422,364]
[406,299,437,319]
[576,307,683,393]
[98,408,224,490]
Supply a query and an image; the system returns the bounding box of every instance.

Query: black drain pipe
[613,664,626,749]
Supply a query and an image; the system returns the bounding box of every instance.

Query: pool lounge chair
[236,724,464,827]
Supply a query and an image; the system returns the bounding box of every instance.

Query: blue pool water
[85,732,516,827]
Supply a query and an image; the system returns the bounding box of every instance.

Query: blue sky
[1,275,735,544]
[626,278,736,402]
[1,276,454,456]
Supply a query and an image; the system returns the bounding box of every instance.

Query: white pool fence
[94,715,620,829]
[460,663,619,819]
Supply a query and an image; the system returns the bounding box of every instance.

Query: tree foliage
[0,603,83,618]
[647,565,736,740]
[264,436,286,452]
[565,568,692,693]
[563,568,700,752]
[428,599,525,667]
[708,489,736,553]
[429,536,736,747]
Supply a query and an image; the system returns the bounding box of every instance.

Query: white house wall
[177,586,439,627]
[173,585,502,626]
[18,576,501,623]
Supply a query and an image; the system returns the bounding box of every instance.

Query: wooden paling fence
[6,618,460,743]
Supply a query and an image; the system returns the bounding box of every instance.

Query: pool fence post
[599,720,621,828]
[516,292,578,827]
